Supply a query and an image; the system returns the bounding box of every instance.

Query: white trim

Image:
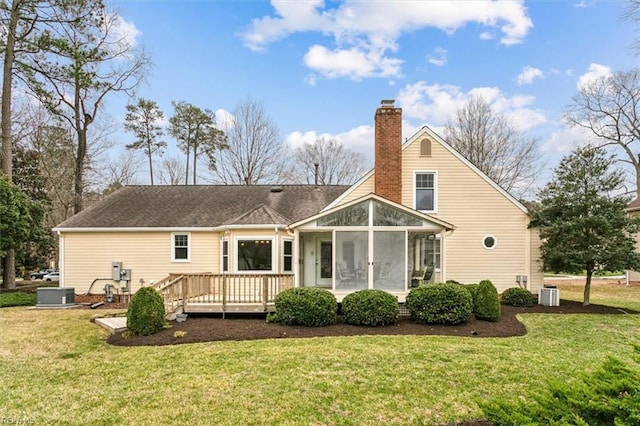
[234,236,276,273]
[171,232,191,262]
[413,170,438,213]
[221,238,229,272]
[53,224,289,233]
[282,237,294,273]
[482,234,498,250]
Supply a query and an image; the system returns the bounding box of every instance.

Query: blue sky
[107,0,638,189]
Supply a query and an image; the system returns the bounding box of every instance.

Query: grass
[0,286,639,425]
[553,280,640,312]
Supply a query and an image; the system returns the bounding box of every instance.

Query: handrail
[154,273,295,314]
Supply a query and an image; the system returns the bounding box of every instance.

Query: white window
[236,238,274,272]
[221,239,229,272]
[415,172,437,212]
[418,235,441,270]
[172,233,190,262]
[283,239,293,273]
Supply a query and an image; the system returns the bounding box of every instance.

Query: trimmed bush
[274,287,337,327]
[474,280,501,322]
[405,283,472,325]
[465,283,479,305]
[341,289,399,326]
[501,287,535,307]
[127,286,166,336]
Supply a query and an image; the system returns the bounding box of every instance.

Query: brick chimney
[374,100,402,204]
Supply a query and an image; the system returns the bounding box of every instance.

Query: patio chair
[337,263,355,288]
[411,264,435,287]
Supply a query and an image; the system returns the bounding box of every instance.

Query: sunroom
[290,194,455,301]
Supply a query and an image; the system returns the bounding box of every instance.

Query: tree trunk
[148,151,154,185]
[74,126,87,214]
[583,269,593,306]
[1,1,21,290]
[1,0,18,177]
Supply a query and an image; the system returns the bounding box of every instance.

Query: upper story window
[172,233,190,262]
[415,172,436,212]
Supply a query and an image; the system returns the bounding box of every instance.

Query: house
[625,199,640,284]
[53,100,543,312]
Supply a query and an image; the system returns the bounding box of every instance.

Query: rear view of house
[53,100,543,312]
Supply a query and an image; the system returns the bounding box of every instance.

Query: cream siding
[400,138,534,291]
[529,227,544,293]
[337,174,374,205]
[60,231,221,294]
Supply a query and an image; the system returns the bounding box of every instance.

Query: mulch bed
[107,300,636,347]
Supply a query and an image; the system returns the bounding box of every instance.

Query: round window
[483,235,497,250]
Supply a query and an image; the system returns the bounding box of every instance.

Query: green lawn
[0,285,639,425]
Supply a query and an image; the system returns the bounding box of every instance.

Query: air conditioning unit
[36,287,75,307]
[539,287,559,306]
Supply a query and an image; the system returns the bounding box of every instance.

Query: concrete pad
[95,317,127,334]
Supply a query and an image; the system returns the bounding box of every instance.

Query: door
[316,239,332,287]
[373,231,406,291]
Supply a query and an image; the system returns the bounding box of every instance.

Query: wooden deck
[153,273,294,314]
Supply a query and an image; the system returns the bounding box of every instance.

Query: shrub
[405,283,472,325]
[0,291,37,307]
[341,289,399,326]
[465,283,479,305]
[274,287,337,327]
[479,346,640,425]
[127,287,166,336]
[501,287,535,307]
[474,280,501,321]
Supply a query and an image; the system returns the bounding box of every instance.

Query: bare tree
[564,68,640,194]
[124,98,165,185]
[444,95,542,197]
[100,151,140,195]
[287,137,369,184]
[622,0,640,56]
[25,0,150,213]
[168,101,227,185]
[157,156,185,185]
[215,98,284,185]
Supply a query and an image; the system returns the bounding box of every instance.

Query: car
[30,269,56,280]
[42,271,59,282]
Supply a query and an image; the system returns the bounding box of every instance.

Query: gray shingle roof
[54,185,350,229]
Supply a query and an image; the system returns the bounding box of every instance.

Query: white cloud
[540,125,596,153]
[285,125,375,161]
[215,108,235,131]
[396,81,547,131]
[516,66,544,85]
[113,15,142,48]
[427,47,447,67]
[577,63,612,90]
[303,44,403,80]
[241,1,533,81]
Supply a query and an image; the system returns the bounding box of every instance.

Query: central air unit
[539,287,559,306]
[36,287,76,307]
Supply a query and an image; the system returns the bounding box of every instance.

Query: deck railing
[153,273,295,314]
